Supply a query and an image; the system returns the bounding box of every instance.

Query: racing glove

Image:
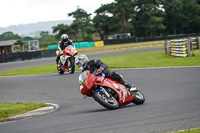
[59,50,64,55]
[97,67,104,74]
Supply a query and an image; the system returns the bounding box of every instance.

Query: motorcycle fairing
[60,55,70,65]
[64,45,78,57]
[95,77,134,106]
[80,71,96,96]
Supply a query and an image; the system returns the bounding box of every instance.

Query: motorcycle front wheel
[57,60,64,74]
[132,90,145,105]
[93,91,119,110]
[69,58,75,74]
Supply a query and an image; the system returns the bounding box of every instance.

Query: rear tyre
[93,91,119,110]
[69,58,75,74]
[132,90,145,105]
[57,60,64,74]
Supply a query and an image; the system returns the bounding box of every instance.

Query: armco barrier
[165,39,191,57]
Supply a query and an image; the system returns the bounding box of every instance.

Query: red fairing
[62,64,69,72]
[63,47,78,57]
[80,71,134,106]
[95,77,134,106]
[81,73,96,96]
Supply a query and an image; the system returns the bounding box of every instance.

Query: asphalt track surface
[0,48,200,133]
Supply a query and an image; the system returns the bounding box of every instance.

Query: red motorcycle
[79,70,145,110]
[56,45,78,74]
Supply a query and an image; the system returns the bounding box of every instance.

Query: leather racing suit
[82,58,134,90]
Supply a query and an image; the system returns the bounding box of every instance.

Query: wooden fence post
[186,39,191,57]
[165,40,170,55]
[197,37,200,49]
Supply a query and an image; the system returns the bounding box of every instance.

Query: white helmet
[61,34,68,42]
[75,54,89,70]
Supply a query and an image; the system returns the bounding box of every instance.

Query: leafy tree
[93,1,135,38]
[52,24,70,39]
[40,31,49,38]
[134,0,166,37]
[181,0,200,33]
[163,0,200,34]
[52,0,200,41]
[94,0,166,38]
[68,7,94,41]
[66,22,79,42]
[112,0,135,34]
[23,36,34,41]
[68,7,91,20]
[93,3,115,39]
[163,0,184,34]
[0,31,22,41]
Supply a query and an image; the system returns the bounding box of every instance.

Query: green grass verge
[100,50,200,68]
[0,64,59,76]
[169,128,200,133]
[0,102,47,120]
[0,64,79,76]
[0,49,199,76]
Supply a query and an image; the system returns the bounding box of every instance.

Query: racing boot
[124,82,138,92]
[56,55,60,64]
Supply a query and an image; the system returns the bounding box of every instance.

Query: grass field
[101,50,200,68]
[77,40,164,54]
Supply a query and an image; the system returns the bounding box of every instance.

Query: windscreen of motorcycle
[79,71,88,91]
[67,45,75,50]
[79,71,88,85]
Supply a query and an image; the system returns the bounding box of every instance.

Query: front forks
[94,86,111,98]
[66,57,75,68]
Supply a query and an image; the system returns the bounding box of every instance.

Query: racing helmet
[75,54,89,70]
[61,34,68,42]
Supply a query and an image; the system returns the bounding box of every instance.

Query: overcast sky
[0,0,114,28]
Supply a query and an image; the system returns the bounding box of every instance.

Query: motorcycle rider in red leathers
[56,34,74,64]
[75,54,138,92]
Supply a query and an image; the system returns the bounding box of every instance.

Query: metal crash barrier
[165,37,200,57]
[165,39,191,57]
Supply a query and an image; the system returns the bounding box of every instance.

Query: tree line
[0,0,199,44]
[52,0,200,41]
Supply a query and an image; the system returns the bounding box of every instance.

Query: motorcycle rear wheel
[93,91,119,110]
[132,90,145,105]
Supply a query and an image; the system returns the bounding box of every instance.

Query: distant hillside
[0,20,73,36]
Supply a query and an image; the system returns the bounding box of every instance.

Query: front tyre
[57,60,64,74]
[69,58,75,74]
[93,91,119,110]
[132,90,145,105]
